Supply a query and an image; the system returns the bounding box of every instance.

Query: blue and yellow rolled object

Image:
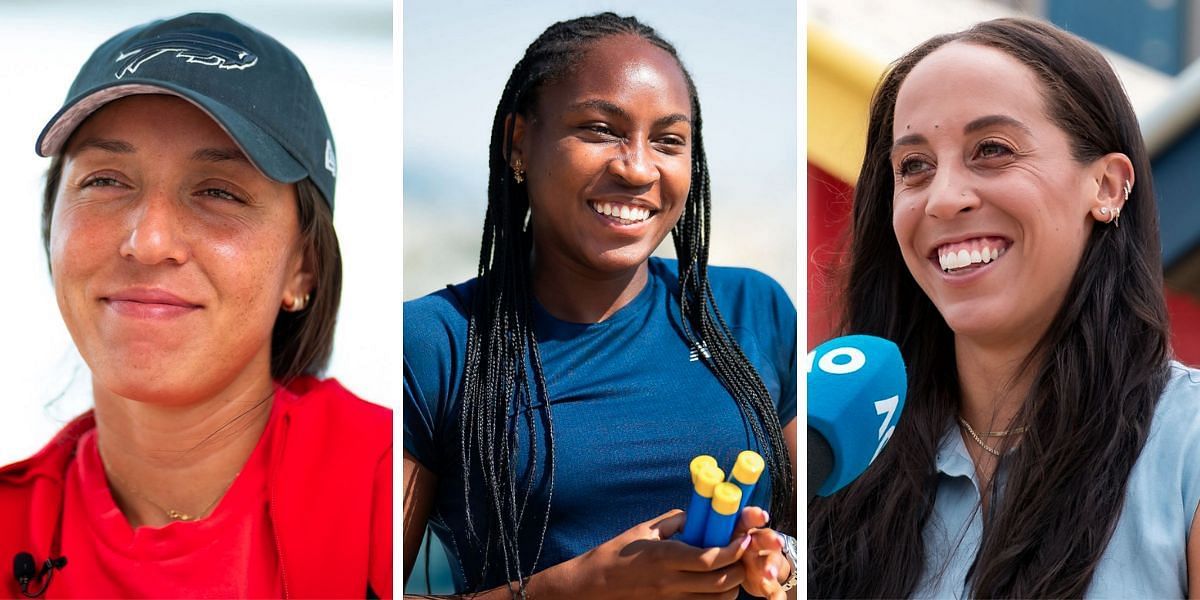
[701,482,742,547]
[729,450,764,514]
[678,455,723,546]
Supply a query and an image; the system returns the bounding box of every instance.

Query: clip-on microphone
[12,552,67,598]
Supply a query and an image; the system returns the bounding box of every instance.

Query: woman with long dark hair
[403,12,797,600]
[809,17,1200,598]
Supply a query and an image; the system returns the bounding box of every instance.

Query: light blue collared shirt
[915,362,1200,599]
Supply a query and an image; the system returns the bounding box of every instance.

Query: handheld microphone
[807,334,908,498]
[11,552,67,598]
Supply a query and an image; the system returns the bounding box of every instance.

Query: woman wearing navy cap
[403,13,797,600]
[0,13,390,598]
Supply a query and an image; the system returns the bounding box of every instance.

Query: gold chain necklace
[958,416,1004,457]
[100,454,238,522]
[98,387,274,522]
[980,424,1029,437]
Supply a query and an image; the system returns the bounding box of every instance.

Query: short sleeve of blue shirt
[705,263,798,426]
[403,258,796,593]
[402,280,475,475]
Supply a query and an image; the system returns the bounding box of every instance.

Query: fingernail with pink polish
[763,510,770,523]
[767,564,779,580]
[740,535,752,550]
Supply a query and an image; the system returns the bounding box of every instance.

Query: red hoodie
[0,377,392,599]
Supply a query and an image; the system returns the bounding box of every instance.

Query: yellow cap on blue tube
[695,465,724,498]
[710,482,742,516]
[701,482,744,546]
[690,455,718,486]
[730,450,764,485]
[681,457,725,546]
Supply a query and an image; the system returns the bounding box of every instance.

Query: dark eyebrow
[73,138,135,154]
[191,147,251,164]
[569,98,691,128]
[892,133,927,154]
[964,114,1033,136]
[891,114,1032,155]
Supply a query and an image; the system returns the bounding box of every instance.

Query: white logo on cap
[114,35,258,80]
[325,139,337,177]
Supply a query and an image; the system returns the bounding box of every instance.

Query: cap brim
[36,81,307,185]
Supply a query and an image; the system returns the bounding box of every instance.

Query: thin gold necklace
[958,416,1003,457]
[100,454,238,522]
[980,424,1028,437]
[98,387,274,522]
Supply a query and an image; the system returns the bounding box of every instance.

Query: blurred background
[403,0,797,301]
[0,0,395,465]
[403,0,796,593]
[808,0,1200,364]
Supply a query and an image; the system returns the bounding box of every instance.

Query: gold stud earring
[288,293,310,312]
[512,159,525,184]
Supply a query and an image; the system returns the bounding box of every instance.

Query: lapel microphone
[12,552,67,598]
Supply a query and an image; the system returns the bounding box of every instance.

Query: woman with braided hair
[403,12,797,600]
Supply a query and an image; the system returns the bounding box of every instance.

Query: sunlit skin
[49,94,314,526]
[511,34,693,323]
[890,42,1131,483]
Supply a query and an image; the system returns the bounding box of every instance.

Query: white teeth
[590,202,651,223]
[938,242,1007,272]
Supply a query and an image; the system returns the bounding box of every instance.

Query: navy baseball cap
[36,12,337,211]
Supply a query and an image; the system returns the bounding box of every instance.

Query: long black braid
[458,12,796,596]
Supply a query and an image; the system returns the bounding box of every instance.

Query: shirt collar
[935,420,977,480]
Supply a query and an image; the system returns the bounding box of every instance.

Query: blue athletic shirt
[404,257,797,593]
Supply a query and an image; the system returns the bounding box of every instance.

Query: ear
[282,244,316,312]
[1088,152,1134,224]
[504,112,529,167]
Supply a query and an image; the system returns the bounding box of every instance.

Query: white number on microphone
[807,346,865,375]
[808,344,900,461]
[871,395,899,462]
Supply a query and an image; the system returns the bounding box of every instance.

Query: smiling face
[890,42,1105,350]
[51,94,311,404]
[512,34,693,277]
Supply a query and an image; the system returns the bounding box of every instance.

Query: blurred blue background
[403,0,798,302]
